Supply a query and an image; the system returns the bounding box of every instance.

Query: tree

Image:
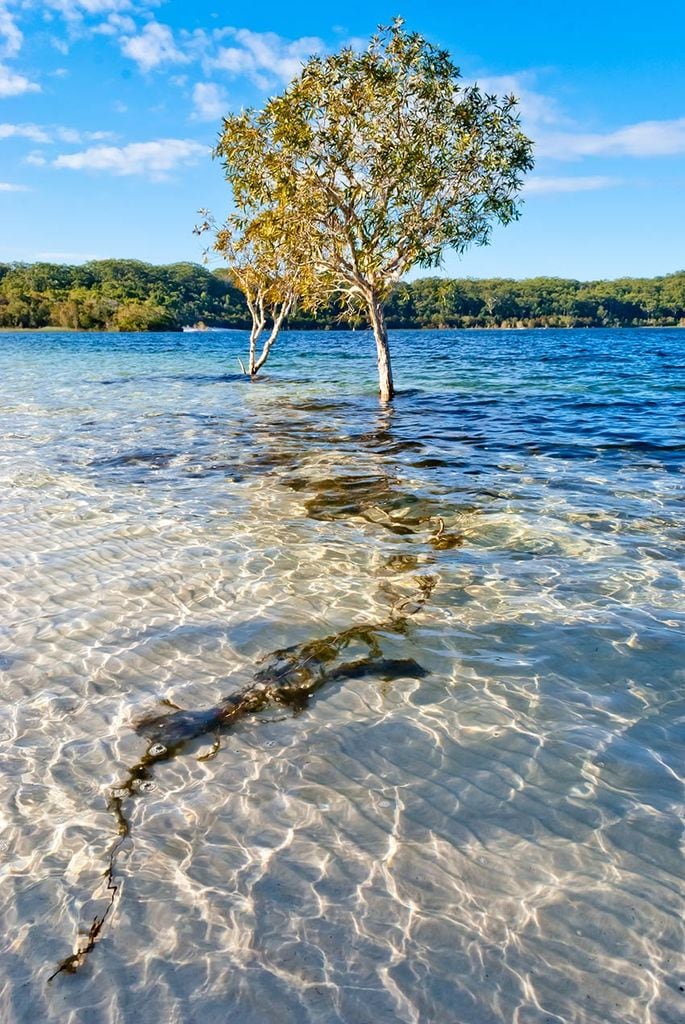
[113,300,174,332]
[198,210,303,376]
[215,19,534,400]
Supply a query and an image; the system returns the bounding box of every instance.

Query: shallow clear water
[0,327,683,1024]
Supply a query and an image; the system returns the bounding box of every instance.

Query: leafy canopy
[215,19,535,307]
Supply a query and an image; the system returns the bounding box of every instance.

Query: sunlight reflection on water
[0,327,683,1023]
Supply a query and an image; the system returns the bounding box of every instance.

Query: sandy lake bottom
[0,327,683,1023]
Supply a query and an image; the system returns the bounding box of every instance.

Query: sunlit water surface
[0,328,683,1024]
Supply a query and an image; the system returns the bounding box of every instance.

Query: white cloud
[525,175,621,195]
[538,118,685,160]
[0,121,51,142]
[95,12,136,36]
[53,138,207,178]
[0,1,22,59]
[56,126,113,142]
[0,64,40,97]
[25,152,46,165]
[51,36,70,55]
[0,180,30,190]
[468,75,685,166]
[210,44,254,79]
[211,28,325,86]
[56,126,81,143]
[0,121,115,144]
[120,21,187,72]
[474,72,562,129]
[191,81,226,121]
[42,0,136,17]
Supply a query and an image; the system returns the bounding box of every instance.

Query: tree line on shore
[1,259,684,332]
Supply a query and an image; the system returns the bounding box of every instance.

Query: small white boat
[181,325,229,333]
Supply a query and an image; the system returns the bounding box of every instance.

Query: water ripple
[0,327,683,1023]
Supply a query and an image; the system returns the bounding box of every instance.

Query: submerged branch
[48,829,127,982]
[49,574,437,980]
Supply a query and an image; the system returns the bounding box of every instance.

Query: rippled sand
[0,328,683,1023]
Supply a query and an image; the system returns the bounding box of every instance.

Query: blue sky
[0,0,684,279]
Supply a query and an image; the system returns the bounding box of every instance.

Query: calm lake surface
[0,327,683,1024]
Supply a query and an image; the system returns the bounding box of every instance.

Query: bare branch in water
[48,808,129,982]
[49,574,436,980]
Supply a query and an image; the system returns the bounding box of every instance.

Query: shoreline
[1,323,684,335]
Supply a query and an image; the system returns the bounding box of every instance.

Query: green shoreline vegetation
[1,259,684,333]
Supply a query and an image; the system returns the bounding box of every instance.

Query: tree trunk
[367,293,394,402]
[248,326,258,375]
[245,289,266,376]
[252,295,294,375]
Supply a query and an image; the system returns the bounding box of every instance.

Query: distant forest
[1,260,684,331]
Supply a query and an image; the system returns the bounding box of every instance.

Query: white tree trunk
[367,293,394,402]
[245,289,265,376]
[252,295,294,375]
[248,323,260,375]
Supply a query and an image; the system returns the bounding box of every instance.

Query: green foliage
[217,20,533,300]
[112,300,175,332]
[383,273,685,329]
[215,18,534,398]
[0,259,683,331]
[0,260,249,330]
